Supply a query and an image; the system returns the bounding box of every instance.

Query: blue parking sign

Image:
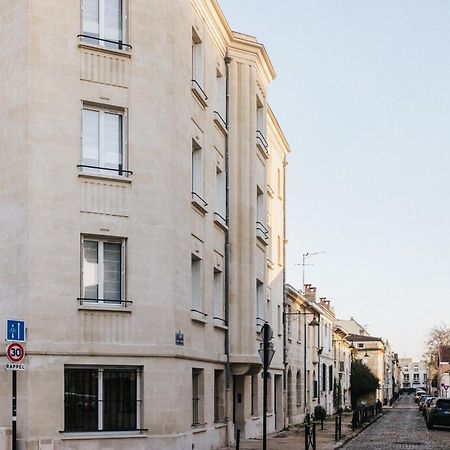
[6,319,26,342]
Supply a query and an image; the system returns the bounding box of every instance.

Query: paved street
[344,394,450,449]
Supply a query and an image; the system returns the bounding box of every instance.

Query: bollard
[312,422,316,449]
[335,414,342,441]
[236,429,240,450]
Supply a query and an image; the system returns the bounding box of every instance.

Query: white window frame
[81,104,128,177]
[256,279,265,331]
[80,235,126,305]
[81,0,128,49]
[213,268,225,322]
[191,254,204,313]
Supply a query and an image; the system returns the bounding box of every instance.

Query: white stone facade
[0,1,290,449]
[399,358,428,389]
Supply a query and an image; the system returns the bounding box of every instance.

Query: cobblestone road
[344,394,450,449]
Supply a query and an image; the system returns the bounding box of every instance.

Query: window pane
[64,369,98,432]
[103,113,122,171]
[82,109,100,168]
[104,0,123,47]
[103,369,137,431]
[103,242,121,301]
[83,240,98,299]
[82,0,99,45]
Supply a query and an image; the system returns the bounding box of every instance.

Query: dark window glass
[322,364,326,391]
[103,369,137,430]
[313,380,318,398]
[64,367,138,432]
[64,369,98,432]
[437,399,450,410]
[329,366,333,392]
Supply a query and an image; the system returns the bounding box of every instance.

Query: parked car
[422,397,435,416]
[426,398,450,429]
[418,395,428,410]
[415,390,427,403]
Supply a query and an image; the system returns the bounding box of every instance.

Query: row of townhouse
[0,1,290,449]
[285,287,401,424]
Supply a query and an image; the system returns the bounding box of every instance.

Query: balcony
[256,221,269,245]
[256,130,269,159]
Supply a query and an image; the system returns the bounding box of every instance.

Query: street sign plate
[5,363,25,371]
[6,343,25,364]
[6,320,26,342]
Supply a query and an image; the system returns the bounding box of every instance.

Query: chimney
[320,297,331,309]
[304,284,317,303]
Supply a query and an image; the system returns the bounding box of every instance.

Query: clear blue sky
[220,0,450,359]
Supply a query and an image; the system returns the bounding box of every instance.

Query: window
[313,373,318,399]
[322,363,326,392]
[191,140,205,204]
[214,370,225,422]
[256,187,268,242]
[215,166,226,221]
[191,28,206,103]
[64,367,141,432]
[357,343,364,348]
[251,375,258,416]
[404,373,410,382]
[81,236,125,304]
[213,269,225,322]
[214,68,227,127]
[414,365,419,372]
[256,96,268,154]
[81,106,128,176]
[296,371,301,407]
[413,373,419,383]
[191,255,203,313]
[256,280,265,330]
[81,0,128,49]
[192,369,204,425]
[287,306,292,340]
[297,313,302,342]
[329,366,333,392]
[277,305,282,336]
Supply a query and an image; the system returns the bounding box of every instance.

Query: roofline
[268,105,292,153]
[211,0,276,79]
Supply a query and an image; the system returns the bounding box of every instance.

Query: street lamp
[283,310,320,417]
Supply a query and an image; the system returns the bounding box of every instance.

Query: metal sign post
[5,322,26,450]
[12,370,17,450]
[258,324,274,450]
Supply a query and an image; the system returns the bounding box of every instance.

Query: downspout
[224,53,232,446]
[282,155,288,428]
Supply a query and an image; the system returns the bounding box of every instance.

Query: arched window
[296,370,301,407]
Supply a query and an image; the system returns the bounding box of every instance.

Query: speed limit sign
[6,343,25,363]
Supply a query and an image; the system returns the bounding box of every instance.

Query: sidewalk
[222,410,387,450]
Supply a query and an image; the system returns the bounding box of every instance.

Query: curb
[331,411,387,449]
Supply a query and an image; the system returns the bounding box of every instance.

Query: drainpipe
[282,155,288,429]
[224,53,232,446]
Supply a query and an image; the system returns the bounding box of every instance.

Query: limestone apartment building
[0,1,290,450]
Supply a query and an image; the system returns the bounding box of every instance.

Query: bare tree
[424,323,450,364]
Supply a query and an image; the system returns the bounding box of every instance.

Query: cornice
[191,0,276,85]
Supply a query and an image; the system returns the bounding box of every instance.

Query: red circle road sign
[6,343,25,363]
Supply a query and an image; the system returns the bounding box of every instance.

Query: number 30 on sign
[6,343,25,364]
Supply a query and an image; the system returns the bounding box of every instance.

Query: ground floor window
[64,367,141,432]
